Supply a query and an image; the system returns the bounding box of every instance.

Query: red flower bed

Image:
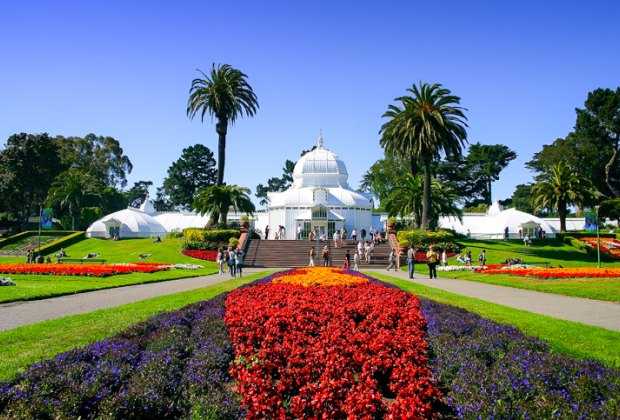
[0,263,169,277]
[580,237,620,259]
[225,277,440,418]
[180,249,218,261]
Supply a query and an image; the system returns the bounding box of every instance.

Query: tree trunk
[421,158,431,231]
[486,178,492,205]
[215,119,228,186]
[558,199,567,232]
[409,156,417,177]
[605,140,620,198]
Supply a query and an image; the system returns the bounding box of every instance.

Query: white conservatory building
[265,134,373,239]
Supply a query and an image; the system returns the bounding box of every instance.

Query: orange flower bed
[270,267,369,287]
[0,263,169,277]
[580,237,620,259]
[478,266,620,279]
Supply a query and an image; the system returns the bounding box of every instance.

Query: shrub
[397,229,455,246]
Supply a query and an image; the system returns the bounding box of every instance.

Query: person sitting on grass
[138,253,151,259]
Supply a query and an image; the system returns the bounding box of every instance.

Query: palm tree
[380,82,468,230]
[384,174,462,229]
[193,184,256,227]
[187,64,259,186]
[531,162,598,232]
[46,168,100,230]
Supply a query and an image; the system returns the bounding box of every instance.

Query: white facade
[264,134,373,240]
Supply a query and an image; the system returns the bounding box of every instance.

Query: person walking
[364,241,372,263]
[264,225,269,240]
[361,227,367,241]
[344,249,350,269]
[407,245,416,279]
[297,224,303,240]
[216,248,225,274]
[478,249,487,266]
[333,230,340,248]
[441,249,448,267]
[309,246,315,267]
[235,250,244,277]
[353,251,360,271]
[227,248,236,277]
[351,228,357,241]
[322,246,330,266]
[426,245,438,279]
[386,248,396,271]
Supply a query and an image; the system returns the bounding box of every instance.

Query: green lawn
[0,238,217,303]
[372,272,620,369]
[420,238,620,302]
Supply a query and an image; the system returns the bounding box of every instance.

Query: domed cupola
[292,132,349,188]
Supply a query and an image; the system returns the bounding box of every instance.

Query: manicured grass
[454,238,611,267]
[0,268,217,303]
[436,270,620,302]
[427,238,620,301]
[372,272,620,369]
[0,271,273,381]
[0,238,216,303]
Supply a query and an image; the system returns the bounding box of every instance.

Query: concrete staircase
[244,239,394,268]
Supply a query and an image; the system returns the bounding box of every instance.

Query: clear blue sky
[1,1,619,207]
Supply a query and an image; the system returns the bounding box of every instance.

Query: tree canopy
[380,82,468,230]
[0,133,66,227]
[531,162,598,232]
[187,64,259,186]
[158,144,217,210]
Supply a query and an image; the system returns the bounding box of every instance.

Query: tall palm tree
[531,162,598,232]
[384,174,462,229]
[46,168,100,230]
[187,64,259,186]
[380,82,468,230]
[193,184,256,227]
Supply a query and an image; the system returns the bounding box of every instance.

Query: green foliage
[166,231,184,239]
[126,180,152,208]
[397,229,455,245]
[0,133,66,227]
[159,144,217,210]
[192,184,255,225]
[229,237,239,247]
[380,82,468,230]
[598,199,620,224]
[531,162,598,231]
[437,143,516,206]
[182,229,239,250]
[462,204,489,213]
[56,134,133,189]
[256,158,300,207]
[79,207,103,230]
[46,168,102,230]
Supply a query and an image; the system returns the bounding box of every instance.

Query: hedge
[396,229,455,245]
[38,232,86,255]
[0,231,77,249]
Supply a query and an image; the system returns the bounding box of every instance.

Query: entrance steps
[244,239,393,268]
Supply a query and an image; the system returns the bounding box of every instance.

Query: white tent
[86,207,167,239]
[439,203,557,239]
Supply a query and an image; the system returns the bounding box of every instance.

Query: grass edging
[372,272,620,369]
[0,271,274,381]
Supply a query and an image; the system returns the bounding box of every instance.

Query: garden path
[1,267,619,332]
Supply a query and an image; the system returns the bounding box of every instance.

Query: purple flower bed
[0,293,244,419]
[420,298,620,418]
[1,273,619,418]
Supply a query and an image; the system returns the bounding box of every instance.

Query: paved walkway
[1,267,619,332]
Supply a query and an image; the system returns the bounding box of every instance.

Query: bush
[397,229,455,246]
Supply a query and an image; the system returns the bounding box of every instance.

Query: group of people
[216,247,244,277]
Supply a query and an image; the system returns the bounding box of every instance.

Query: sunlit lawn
[429,238,620,301]
[0,238,216,303]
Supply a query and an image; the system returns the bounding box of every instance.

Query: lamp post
[596,206,601,268]
[38,203,42,259]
